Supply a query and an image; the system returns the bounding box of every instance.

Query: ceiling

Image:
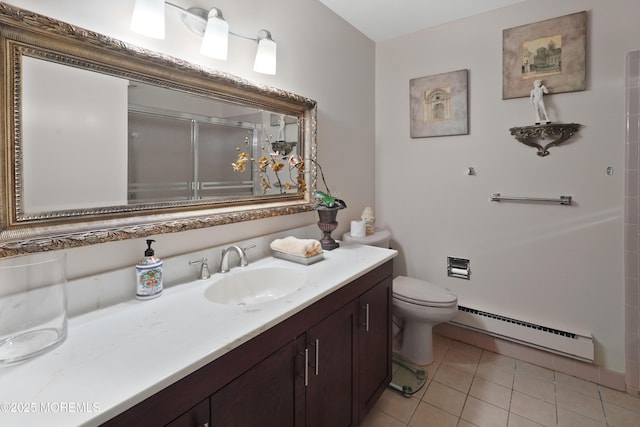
[317,0,527,42]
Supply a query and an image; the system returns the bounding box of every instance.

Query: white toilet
[392,276,458,365]
[343,228,458,366]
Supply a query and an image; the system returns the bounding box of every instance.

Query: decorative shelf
[509,123,581,157]
[271,140,297,156]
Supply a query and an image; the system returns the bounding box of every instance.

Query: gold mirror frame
[0,3,317,256]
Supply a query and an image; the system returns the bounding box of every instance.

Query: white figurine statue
[530,79,550,125]
[277,115,285,141]
[361,207,375,236]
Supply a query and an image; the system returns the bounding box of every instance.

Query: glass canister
[0,252,68,365]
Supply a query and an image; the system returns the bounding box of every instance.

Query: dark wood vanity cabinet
[357,277,394,418]
[305,300,359,426]
[210,337,302,426]
[165,399,210,427]
[102,261,392,427]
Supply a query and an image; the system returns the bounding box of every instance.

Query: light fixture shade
[130,0,165,39]
[200,9,229,60]
[253,32,277,75]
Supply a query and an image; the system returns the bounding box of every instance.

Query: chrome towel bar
[490,193,572,206]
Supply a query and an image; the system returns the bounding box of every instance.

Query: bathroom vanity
[107,257,392,427]
[0,243,396,427]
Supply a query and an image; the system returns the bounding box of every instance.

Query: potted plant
[310,160,346,250]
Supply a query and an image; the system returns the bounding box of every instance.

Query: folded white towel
[270,236,322,258]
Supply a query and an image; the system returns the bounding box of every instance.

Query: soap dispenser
[136,239,163,300]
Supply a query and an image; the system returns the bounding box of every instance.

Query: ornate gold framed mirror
[0,3,317,256]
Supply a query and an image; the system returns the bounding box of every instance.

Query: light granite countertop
[0,243,396,426]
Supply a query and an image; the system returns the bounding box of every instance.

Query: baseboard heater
[451,306,594,363]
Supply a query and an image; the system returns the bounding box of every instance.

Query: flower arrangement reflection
[232,135,306,195]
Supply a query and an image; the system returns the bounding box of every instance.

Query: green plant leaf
[313,190,336,208]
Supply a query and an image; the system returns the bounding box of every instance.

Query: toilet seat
[393,276,457,308]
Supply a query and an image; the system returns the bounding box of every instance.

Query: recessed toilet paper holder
[447,257,470,279]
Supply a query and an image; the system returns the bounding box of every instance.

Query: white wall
[7,0,375,277]
[375,0,640,372]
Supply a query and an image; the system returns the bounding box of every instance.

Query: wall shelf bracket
[509,123,581,157]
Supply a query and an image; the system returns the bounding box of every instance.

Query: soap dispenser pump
[136,239,163,300]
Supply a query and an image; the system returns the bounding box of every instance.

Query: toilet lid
[393,276,457,307]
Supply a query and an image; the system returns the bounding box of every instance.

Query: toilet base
[395,321,435,366]
[392,276,458,366]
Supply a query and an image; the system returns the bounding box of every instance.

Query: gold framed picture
[502,11,587,99]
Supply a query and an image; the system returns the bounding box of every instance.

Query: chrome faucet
[218,245,255,273]
[189,257,211,280]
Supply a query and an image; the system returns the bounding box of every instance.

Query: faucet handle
[189,257,211,280]
[240,244,256,267]
[243,244,256,251]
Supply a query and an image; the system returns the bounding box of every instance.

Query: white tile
[557,408,606,427]
[470,376,512,410]
[600,386,640,413]
[510,391,557,426]
[422,380,466,416]
[556,387,605,422]
[476,362,515,388]
[603,401,640,427]
[508,413,545,427]
[461,396,508,427]
[555,371,599,399]
[515,360,555,382]
[514,372,556,403]
[442,347,480,375]
[432,364,474,393]
[409,402,459,427]
[360,408,406,427]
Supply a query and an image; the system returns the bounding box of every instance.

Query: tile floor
[361,335,640,427]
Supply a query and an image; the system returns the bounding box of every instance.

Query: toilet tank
[342,229,391,248]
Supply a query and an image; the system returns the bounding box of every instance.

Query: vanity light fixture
[253,30,277,75]
[130,1,277,74]
[130,0,165,39]
[199,8,228,60]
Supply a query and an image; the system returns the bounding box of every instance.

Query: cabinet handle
[303,348,309,387]
[308,339,320,376]
[361,303,370,332]
[314,339,320,376]
[297,349,309,386]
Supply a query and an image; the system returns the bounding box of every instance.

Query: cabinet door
[165,399,209,427]
[306,301,358,427]
[358,277,392,420]
[210,337,303,427]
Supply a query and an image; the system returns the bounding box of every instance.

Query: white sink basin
[204,267,307,306]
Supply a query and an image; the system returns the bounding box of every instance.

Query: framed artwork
[502,11,586,99]
[409,69,468,138]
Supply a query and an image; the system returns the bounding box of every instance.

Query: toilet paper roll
[449,267,469,278]
[350,220,366,238]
